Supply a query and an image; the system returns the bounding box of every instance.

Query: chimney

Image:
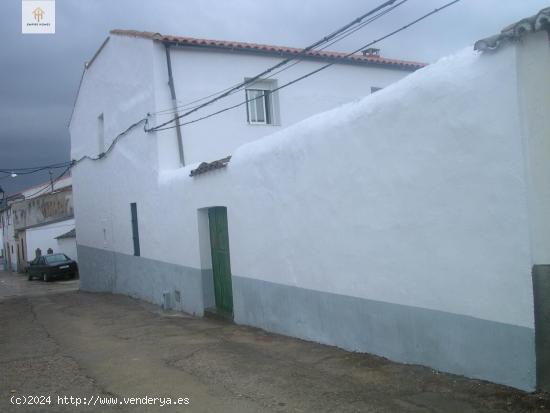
[362,48,380,57]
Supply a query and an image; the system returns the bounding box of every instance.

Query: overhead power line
[151,0,461,132]
[0,165,72,180]
[71,118,148,164]
[146,0,403,131]
[23,164,72,199]
[0,162,71,174]
[6,0,460,174]
[3,0,405,176]
[152,0,410,118]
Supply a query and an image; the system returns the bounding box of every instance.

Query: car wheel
[28,274,33,281]
[42,273,50,282]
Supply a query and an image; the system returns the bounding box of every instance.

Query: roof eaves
[110,29,426,71]
[68,36,110,128]
[474,7,550,52]
[55,228,76,239]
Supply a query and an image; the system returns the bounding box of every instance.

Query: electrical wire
[151,0,461,131]
[0,164,71,177]
[0,162,71,172]
[3,0,460,175]
[146,0,402,131]
[4,0,411,173]
[23,164,72,199]
[152,0,409,118]
[71,118,148,164]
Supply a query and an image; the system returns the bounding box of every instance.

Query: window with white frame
[244,78,279,125]
[246,89,271,124]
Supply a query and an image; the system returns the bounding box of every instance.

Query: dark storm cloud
[0,0,548,195]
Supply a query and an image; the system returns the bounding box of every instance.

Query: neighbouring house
[1,193,24,272]
[3,176,77,272]
[70,8,550,392]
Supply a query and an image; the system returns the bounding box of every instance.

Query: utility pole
[49,170,54,193]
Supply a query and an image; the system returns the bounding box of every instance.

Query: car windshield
[44,254,69,264]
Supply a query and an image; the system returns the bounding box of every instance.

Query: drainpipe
[164,43,185,166]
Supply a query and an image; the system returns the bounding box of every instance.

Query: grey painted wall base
[77,244,535,391]
[77,244,207,315]
[232,276,536,391]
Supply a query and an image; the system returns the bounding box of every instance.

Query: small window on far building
[98,113,105,154]
[130,202,140,257]
[371,86,383,94]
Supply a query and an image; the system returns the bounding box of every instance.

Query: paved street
[0,270,79,300]
[0,270,548,413]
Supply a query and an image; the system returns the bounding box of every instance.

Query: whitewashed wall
[158,46,533,328]
[150,45,537,389]
[70,34,417,267]
[71,33,547,390]
[164,47,411,164]
[57,237,77,262]
[70,34,161,258]
[26,218,75,260]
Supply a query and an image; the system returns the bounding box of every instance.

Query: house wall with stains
[12,189,73,231]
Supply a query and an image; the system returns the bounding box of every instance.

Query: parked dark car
[27,254,78,281]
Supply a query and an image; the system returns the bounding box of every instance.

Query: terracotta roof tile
[190,156,232,177]
[110,29,426,70]
[474,7,550,52]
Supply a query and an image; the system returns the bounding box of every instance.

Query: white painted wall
[72,39,543,330]
[57,237,77,262]
[70,34,161,258]
[70,28,549,391]
[70,33,417,264]
[26,218,75,260]
[164,47,412,164]
[154,46,534,329]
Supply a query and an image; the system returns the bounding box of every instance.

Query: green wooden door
[208,207,234,314]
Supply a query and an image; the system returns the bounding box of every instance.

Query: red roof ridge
[109,29,426,70]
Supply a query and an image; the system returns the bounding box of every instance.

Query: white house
[2,175,78,272]
[19,177,77,265]
[71,8,550,392]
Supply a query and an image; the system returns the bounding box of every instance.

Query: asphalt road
[0,270,548,413]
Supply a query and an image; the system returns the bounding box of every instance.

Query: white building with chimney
[70,8,550,392]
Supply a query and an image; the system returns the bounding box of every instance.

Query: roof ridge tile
[109,29,426,70]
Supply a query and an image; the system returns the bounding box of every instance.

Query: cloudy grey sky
[0,0,548,195]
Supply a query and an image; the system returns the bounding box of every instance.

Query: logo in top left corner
[22,0,55,34]
[32,7,45,22]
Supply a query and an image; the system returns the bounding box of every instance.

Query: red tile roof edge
[110,29,426,70]
[190,156,232,177]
